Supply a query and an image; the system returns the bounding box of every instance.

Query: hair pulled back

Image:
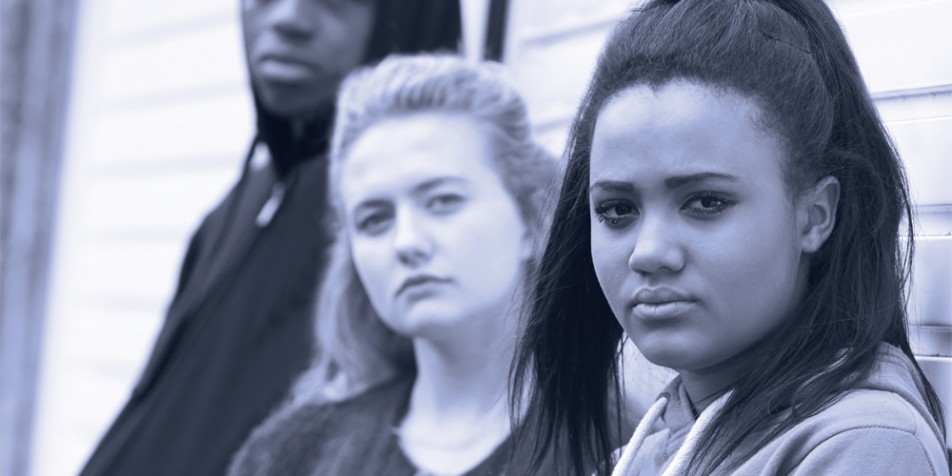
[294,54,558,404]
[512,1,945,474]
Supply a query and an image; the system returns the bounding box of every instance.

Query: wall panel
[31,0,252,474]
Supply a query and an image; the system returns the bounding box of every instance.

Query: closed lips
[629,288,697,320]
[260,52,317,69]
[396,275,450,296]
[631,287,695,306]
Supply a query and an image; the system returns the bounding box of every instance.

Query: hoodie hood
[855,343,946,448]
[612,344,948,476]
[248,0,462,178]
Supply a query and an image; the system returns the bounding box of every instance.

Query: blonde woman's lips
[396,275,452,296]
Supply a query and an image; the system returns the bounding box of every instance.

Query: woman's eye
[355,211,392,234]
[427,194,464,213]
[593,199,637,227]
[683,192,734,216]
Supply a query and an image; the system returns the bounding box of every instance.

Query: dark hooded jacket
[78,2,461,475]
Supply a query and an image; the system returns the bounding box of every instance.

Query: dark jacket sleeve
[167,217,207,305]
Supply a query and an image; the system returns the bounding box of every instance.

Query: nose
[627,212,685,275]
[393,209,433,268]
[269,0,317,40]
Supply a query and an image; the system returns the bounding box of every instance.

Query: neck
[290,118,306,139]
[679,301,807,414]
[396,307,522,475]
[678,355,746,414]
[407,326,516,421]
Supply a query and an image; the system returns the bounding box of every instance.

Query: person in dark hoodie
[79,2,461,475]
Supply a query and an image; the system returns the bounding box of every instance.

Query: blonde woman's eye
[427,194,464,213]
[355,210,392,234]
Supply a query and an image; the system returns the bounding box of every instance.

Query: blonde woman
[229,54,559,476]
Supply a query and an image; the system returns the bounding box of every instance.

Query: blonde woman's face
[340,113,531,342]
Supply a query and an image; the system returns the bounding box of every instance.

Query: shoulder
[181,165,260,253]
[737,390,949,475]
[809,388,925,434]
[227,378,413,476]
[795,390,947,474]
[783,420,948,475]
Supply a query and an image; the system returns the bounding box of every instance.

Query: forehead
[590,81,784,184]
[339,113,501,200]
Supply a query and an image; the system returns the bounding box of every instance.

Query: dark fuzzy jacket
[228,379,557,476]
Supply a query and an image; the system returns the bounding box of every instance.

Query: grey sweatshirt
[613,344,949,475]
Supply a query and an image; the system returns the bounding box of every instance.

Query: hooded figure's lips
[259,51,318,69]
[255,51,323,83]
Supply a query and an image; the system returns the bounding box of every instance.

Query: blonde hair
[291,54,558,404]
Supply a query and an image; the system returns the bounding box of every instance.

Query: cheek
[323,11,372,67]
[241,21,259,54]
[590,226,628,307]
[453,202,527,295]
[240,6,265,43]
[699,209,802,320]
[472,228,523,278]
[350,240,390,307]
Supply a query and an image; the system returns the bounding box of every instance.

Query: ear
[797,176,840,253]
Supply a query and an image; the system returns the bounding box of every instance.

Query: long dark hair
[512,0,946,474]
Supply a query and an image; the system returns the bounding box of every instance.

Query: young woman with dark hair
[512,1,949,474]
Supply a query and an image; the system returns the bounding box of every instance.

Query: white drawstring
[610,395,669,476]
[661,392,731,476]
[609,391,732,476]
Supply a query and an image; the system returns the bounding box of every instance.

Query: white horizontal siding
[834,0,952,94]
[99,20,246,105]
[32,0,253,474]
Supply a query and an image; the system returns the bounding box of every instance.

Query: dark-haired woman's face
[589,81,810,387]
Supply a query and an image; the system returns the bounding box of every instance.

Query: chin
[260,98,324,119]
[398,310,474,343]
[256,84,332,119]
[633,338,705,371]
[384,309,444,337]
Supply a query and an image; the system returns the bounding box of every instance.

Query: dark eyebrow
[590,173,739,194]
[354,176,467,212]
[664,172,739,189]
[353,198,390,213]
[589,180,635,193]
